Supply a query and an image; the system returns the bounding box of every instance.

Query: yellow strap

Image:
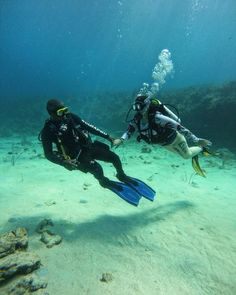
[57,137,70,160]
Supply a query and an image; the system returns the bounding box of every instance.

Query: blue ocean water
[1,2,236,294]
[0,0,236,100]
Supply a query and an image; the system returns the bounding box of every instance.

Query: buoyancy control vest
[136,99,178,145]
[43,114,92,159]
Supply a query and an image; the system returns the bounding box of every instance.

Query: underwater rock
[141,146,152,153]
[147,175,153,181]
[0,228,28,258]
[40,231,62,248]
[100,272,113,283]
[79,199,88,204]
[143,160,151,164]
[153,156,161,160]
[44,200,56,206]
[83,182,92,190]
[0,229,49,294]
[35,219,54,234]
[5,273,48,295]
[36,219,62,248]
[0,252,41,283]
[171,164,180,168]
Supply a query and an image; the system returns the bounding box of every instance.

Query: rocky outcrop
[160,81,236,150]
[0,228,48,294]
[0,227,28,258]
[100,272,113,283]
[35,219,54,234]
[0,252,41,283]
[40,231,62,249]
[36,219,62,248]
[6,274,48,295]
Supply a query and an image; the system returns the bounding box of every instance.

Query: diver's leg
[79,159,112,187]
[90,146,129,180]
[188,146,203,157]
[77,150,112,187]
[165,132,202,159]
[91,146,123,173]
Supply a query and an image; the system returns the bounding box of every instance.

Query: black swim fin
[120,177,156,201]
[104,180,141,206]
[192,155,206,177]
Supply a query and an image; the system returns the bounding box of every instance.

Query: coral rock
[40,231,62,248]
[35,219,54,234]
[100,272,113,283]
[0,252,41,283]
[0,228,28,258]
[6,273,47,295]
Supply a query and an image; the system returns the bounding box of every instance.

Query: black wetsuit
[41,113,125,186]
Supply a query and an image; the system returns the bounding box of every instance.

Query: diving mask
[132,101,145,111]
[132,95,149,112]
[56,107,69,117]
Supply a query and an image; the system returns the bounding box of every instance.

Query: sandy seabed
[0,136,236,295]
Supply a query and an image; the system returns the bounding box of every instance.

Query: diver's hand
[197,138,212,147]
[108,136,123,148]
[112,138,124,149]
[107,136,115,147]
[63,159,78,171]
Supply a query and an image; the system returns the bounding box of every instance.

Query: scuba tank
[148,98,181,123]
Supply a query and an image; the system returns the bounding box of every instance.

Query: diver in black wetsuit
[41,99,130,188]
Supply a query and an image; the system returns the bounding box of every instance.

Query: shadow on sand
[3,200,194,245]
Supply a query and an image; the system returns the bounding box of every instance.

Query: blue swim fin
[105,180,141,206]
[123,177,156,201]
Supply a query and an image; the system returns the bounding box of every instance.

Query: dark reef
[0,81,235,151]
[160,81,236,150]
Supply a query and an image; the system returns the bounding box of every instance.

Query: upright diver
[113,94,212,177]
[40,99,155,206]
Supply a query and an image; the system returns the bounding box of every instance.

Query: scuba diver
[113,94,212,177]
[40,99,155,206]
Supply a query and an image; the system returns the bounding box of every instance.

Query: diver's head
[132,94,150,112]
[46,99,69,119]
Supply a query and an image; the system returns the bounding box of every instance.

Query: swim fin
[192,155,206,177]
[202,147,220,157]
[121,177,156,201]
[104,180,141,206]
[202,147,212,156]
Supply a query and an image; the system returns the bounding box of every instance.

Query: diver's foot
[198,138,212,147]
[116,173,136,184]
[99,177,122,191]
[202,147,212,156]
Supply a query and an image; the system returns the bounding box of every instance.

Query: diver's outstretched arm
[113,121,136,148]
